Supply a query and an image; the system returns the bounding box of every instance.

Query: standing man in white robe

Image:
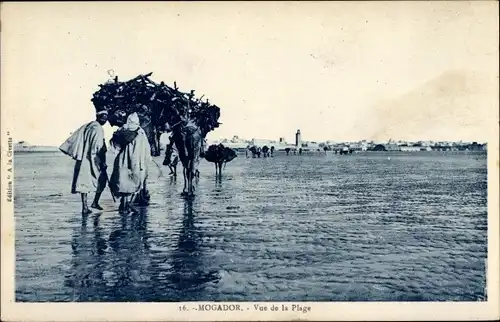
[109,112,151,214]
[59,110,109,214]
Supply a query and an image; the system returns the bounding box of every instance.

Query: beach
[14,151,487,302]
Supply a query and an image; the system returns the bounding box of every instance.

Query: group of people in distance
[59,110,178,215]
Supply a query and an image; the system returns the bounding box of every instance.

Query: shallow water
[14,151,487,301]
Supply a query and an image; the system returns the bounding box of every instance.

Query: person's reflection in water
[65,213,107,301]
[166,199,220,301]
[106,208,152,301]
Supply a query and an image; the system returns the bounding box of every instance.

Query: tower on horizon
[295,129,302,147]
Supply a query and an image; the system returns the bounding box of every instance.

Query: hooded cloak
[109,113,151,196]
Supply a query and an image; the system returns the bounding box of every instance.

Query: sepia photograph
[1,1,499,321]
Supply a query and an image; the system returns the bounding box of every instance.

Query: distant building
[251,138,277,147]
[208,135,250,150]
[295,130,302,148]
[222,142,249,149]
[303,141,320,150]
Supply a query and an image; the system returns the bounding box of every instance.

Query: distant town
[14,128,487,153]
[209,129,488,153]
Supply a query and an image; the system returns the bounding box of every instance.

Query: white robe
[60,121,107,194]
[109,114,151,196]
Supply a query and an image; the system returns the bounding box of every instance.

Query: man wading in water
[109,112,151,214]
[59,110,109,214]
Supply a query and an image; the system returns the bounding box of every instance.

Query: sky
[1,1,498,146]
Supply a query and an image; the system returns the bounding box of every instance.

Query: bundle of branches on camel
[204,144,237,176]
[91,72,221,156]
[91,72,222,197]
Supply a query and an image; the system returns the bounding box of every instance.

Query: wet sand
[14,151,487,301]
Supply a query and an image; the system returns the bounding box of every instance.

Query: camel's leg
[191,169,195,194]
[187,164,194,196]
[189,166,194,195]
[182,167,188,195]
[189,166,194,196]
[185,167,190,195]
[187,165,191,195]
[190,160,197,195]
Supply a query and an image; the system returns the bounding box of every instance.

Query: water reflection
[65,208,153,301]
[213,177,222,195]
[65,199,220,301]
[165,199,220,300]
[17,153,489,302]
[106,208,152,301]
[65,213,108,301]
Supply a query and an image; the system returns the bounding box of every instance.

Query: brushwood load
[91,72,221,156]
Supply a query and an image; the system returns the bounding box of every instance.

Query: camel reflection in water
[65,198,220,301]
[165,199,220,300]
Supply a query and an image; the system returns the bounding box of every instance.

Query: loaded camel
[248,146,262,158]
[204,144,237,176]
[163,102,203,197]
[261,145,270,158]
[161,94,219,197]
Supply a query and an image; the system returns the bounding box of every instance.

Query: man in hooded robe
[109,112,151,214]
[59,110,109,214]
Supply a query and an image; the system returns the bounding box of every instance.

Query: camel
[204,144,237,176]
[172,121,202,197]
[262,145,270,158]
[163,104,203,197]
[248,146,262,158]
